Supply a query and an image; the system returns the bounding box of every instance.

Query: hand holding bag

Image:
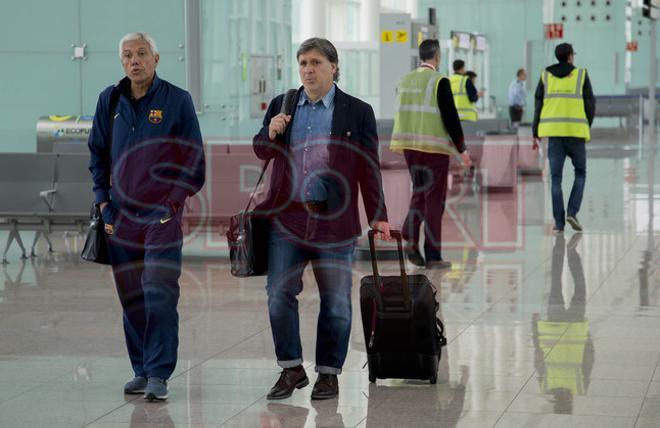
[226,88,298,277]
[81,204,110,265]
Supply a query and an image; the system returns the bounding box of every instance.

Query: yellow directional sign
[381,30,393,43]
[395,30,408,43]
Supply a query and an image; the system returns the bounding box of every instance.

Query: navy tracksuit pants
[107,206,183,380]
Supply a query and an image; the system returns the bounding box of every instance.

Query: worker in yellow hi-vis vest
[449,60,479,122]
[391,39,472,270]
[532,43,595,234]
[532,233,594,415]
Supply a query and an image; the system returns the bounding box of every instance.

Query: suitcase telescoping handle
[367,229,411,311]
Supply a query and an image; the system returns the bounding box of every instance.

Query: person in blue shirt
[87,32,205,402]
[508,68,527,127]
[254,38,391,401]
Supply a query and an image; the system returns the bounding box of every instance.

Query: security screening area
[1,0,660,427]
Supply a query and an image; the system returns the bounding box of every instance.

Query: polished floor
[1,132,660,427]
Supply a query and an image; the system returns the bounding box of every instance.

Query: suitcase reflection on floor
[364,366,470,428]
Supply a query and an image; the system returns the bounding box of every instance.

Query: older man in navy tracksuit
[88,32,205,401]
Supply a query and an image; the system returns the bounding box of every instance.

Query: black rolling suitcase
[360,230,447,384]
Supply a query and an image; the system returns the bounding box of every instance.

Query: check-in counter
[477,131,518,190]
[516,123,543,175]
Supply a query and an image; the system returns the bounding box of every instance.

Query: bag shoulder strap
[243,158,271,213]
[107,86,121,156]
[94,85,120,210]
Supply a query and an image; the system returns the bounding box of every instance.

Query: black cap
[555,43,575,62]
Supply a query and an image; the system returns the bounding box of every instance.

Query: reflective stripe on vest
[538,68,590,140]
[390,68,454,155]
[449,74,477,122]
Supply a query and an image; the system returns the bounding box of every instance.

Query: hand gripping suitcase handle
[367,229,411,311]
[367,229,406,279]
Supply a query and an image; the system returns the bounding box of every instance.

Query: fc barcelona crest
[149,109,163,124]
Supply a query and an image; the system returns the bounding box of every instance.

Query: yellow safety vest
[537,320,589,396]
[390,68,454,155]
[538,68,591,141]
[449,74,477,122]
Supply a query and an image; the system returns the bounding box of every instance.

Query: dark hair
[453,59,465,72]
[419,39,440,62]
[516,68,526,77]
[466,71,477,79]
[296,37,340,82]
[555,43,574,63]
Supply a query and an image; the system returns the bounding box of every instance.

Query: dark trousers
[266,225,355,374]
[548,137,587,229]
[107,207,183,380]
[509,105,523,125]
[401,150,450,261]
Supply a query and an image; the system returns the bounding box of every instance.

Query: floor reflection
[2,258,27,289]
[638,241,660,309]
[128,399,175,427]
[532,233,594,414]
[364,366,469,428]
[258,401,346,428]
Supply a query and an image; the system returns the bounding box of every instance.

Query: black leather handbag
[81,204,110,265]
[81,86,120,265]
[226,88,298,277]
[226,159,271,277]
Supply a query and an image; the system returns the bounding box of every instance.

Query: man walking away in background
[532,43,595,234]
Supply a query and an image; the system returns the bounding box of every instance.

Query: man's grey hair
[296,38,340,82]
[118,32,159,59]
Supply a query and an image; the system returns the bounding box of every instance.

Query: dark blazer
[252,86,388,240]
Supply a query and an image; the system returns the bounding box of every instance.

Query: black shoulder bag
[81,87,121,265]
[226,159,271,277]
[225,88,298,277]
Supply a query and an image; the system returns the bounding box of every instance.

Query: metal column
[184,0,202,113]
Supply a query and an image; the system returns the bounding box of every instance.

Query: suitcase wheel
[369,373,376,383]
[429,375,437,384]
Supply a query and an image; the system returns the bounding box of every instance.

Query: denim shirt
[290,85,335,202]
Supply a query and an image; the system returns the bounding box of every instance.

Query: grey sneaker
[566,216,583,232]
[123,376,147,394]
[144,377,168,401]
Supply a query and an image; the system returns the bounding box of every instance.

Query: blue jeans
[548,137,587,229]
[266,226,356,375]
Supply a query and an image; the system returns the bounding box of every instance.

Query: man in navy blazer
[253,38,390,401]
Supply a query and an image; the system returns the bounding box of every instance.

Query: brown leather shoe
[311,374,338,400]
[267,366,309,400]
